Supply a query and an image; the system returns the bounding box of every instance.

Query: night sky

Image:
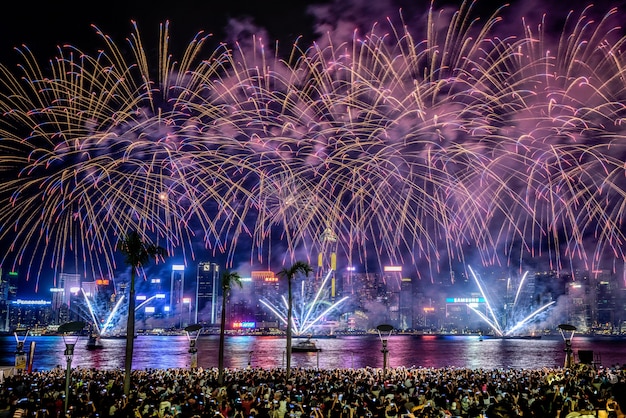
[2,0,626,298]
[3,0,624,62]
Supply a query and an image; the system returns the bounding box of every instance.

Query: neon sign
[232,321,255,328]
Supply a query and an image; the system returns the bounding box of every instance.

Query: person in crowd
[3,364,626,418]
[0,398,12,418]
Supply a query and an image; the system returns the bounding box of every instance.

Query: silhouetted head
[611,381,626,417]
[484,402,519,418]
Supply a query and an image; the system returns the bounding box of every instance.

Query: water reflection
[1,334,626,371]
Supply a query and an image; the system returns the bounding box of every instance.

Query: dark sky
[2,0,624,64]
[0,1,325,65]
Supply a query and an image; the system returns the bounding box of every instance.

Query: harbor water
[1,334,625,371]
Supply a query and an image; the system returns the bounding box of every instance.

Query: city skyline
[3,262,623,336]
[1,0,626,300]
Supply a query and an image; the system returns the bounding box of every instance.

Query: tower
[0,269,19,331]
[382,266,403,325]
[54,273,81,323]
[317,226,338,301]
[251,270,279,327]
[197,262,220,325]
[399,277,413,331]
[170,265,185,324]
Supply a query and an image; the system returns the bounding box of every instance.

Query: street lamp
[184,324,203,369]
[558,324,577,368]
[58,321,85,414]
[376,324,394,381]
[13,328,29,371]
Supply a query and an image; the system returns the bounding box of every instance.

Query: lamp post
[58,321,86,414]
[248,351,254,368]
[13,328,29,371]
[376,324,394,381]
[184,324,203,369]
[558,324,577,368]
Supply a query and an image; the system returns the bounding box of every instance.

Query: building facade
[197,262,220,325]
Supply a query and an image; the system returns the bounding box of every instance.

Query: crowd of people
[2,363,626,418]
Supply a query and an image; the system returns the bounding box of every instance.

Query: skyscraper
[0,269,19,331]
[197,262,219,325]
[251,270,280,327]
[399,277,413,331]
[383,266,403,325]
[55,273,81,307]
[50,272,81,324]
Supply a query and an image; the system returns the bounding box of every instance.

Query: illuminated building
[50,272,81,324]
[445,297,487,332]
[340,266,356,298]
[351,271,381,309]
[251,271,280,327]
[382,266,403,292]
[56,273,81,307]
[317,227,338,302]
[590,270,616,333]
[8,299,53,330]
[197,262,219,325]
[0,269,19,332]
[229,277,256,330]
[382,266,403,325]
[170,264,185,322]
[398,277,413,331]
[596,279,615,332]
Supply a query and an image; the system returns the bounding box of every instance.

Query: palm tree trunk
[286,276,293,379]
[123,269,136,396]
[218,292,226,385]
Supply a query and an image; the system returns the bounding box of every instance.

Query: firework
[467,266,555,336]
[1,2,626,289]
[261,270,349,335]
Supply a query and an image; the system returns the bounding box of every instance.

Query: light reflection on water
[1,334,625,371]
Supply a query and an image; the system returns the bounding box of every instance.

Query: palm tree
[218,270,243,385]
[277,261,313,379]
[117,230,166,396]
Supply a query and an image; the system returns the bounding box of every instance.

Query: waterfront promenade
[2,364,626,418]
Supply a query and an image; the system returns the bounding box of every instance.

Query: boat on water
[99,334,136,339]
[292,338,321,353]
[86,334,104,350]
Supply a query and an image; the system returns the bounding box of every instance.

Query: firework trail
[261,270,348,335]
[1,2,626,288]
[468,266,555,336]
